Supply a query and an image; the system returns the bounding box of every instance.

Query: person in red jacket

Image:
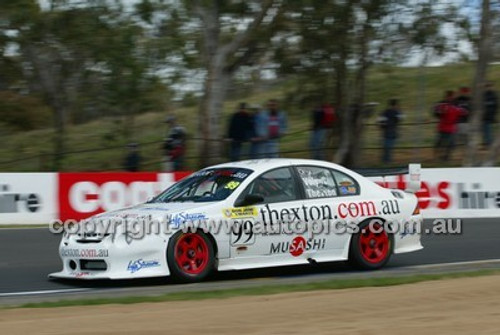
[434,91,467,160]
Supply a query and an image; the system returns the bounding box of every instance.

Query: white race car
[50,159,423,282]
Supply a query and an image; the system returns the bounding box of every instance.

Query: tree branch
[224,45,258,73]
[224,0,284,73]
[220,0,276,59]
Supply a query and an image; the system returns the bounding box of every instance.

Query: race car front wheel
[167,231,215,283]
[349,219,392,270]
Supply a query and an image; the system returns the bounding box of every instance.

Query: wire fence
[0,119,492,171]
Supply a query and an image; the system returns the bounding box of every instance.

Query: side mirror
[235,194,264,207]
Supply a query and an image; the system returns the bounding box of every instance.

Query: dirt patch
[1,275,500,335]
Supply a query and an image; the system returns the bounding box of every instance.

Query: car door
[229,166,306,262]
[294,165,362,262]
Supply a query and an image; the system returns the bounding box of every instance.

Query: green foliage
[1,62,498,172]
[275,0,468,107]
[0,91,51,130]
[0,1,174,133]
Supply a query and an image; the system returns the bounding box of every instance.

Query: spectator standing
[378,99,402,163]
[123,142,141,172]
[434,91,466,161]
[259,99,287,158]
[310,103,336,160]
[310,104,325,159]
[227,102,253,161]
[455,86,471,144]
[483,82,498,148]
[163,115,186,171]
[249,104,264,159]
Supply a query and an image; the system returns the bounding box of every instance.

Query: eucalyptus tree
[275,0,468,167]
[0,0,171,168]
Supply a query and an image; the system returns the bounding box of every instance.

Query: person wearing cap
[123,142,141,172]
[163,115,186,171]
[227,102,253,161]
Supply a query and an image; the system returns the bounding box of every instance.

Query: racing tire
[167,231,216,283]
[349,219,392,270]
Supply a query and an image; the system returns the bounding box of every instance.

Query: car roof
[208,158,355,176]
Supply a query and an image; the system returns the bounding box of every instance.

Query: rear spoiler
[355,164,421,193]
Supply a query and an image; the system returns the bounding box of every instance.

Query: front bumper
[49,233,171,280]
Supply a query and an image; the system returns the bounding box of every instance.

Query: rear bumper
[393,214,424,254]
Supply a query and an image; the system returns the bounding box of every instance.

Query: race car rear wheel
[167,231,215,282]
[349,219,392,270]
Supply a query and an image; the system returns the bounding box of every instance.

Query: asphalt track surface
[0,218,499,305]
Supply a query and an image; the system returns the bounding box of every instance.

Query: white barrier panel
[0,172,189,225]
[0,173,57,224]
[371,168,500,218]
[1,168,499,224]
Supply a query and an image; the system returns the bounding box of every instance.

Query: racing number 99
[231,220,254,245]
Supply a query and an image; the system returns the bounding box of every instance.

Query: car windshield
[151,168,253,203]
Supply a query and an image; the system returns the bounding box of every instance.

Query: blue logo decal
[170,212,207,227]
[400,226,416,239]
[127,259,160,273]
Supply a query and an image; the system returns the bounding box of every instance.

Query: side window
[297,166,337,199]
[245,167,298,204]
[331,170,360,196]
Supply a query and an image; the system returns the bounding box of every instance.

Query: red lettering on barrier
[377,175,452,210]
[437,182,451,209]
[58,172,190,221]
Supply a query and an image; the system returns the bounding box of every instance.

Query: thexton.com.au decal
[258,200,401,226]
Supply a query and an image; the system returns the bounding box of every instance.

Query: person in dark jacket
[483,82,498,148]
[163,115,186,171]
[123,142,141,172]
[378,99,402,163]
[227,102,253,161]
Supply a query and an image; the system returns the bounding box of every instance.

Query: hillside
[0,62,499,172]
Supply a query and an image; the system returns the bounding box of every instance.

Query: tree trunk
[53,104,66,170]
[335,21,369,168]
[464,0,491,166]
[349,24,369,168]
[483,138,500,166]
[198,64,230,167]
[333,59,351,165]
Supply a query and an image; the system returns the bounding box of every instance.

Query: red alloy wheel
[358,223,389,264]
[174,233,209,275]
